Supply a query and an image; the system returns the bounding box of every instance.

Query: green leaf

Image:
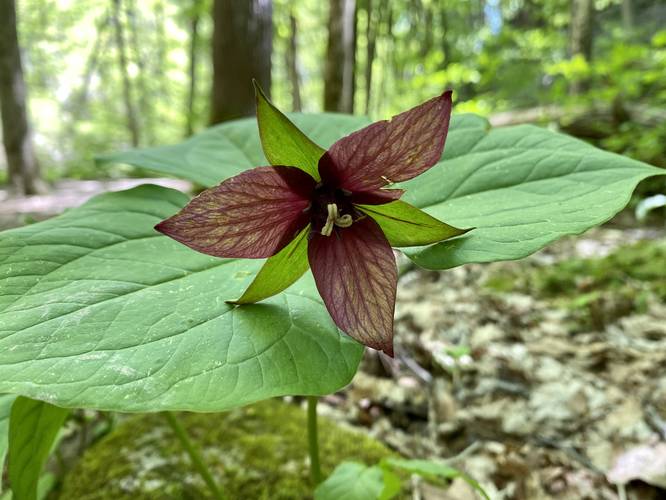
[400,124,665,269]
[315,462,396,500]
[378,467,402,500]
[8,397,69,500]
[96,113,371,187]
[0,394,17,490]
[254,80,324,180]
[383,458,489,500]
[232,225,310,304]
[0,474,55,500]
[358,201,469,247]
[0,185,363,412]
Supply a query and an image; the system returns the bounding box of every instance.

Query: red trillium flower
[156,84,469,356]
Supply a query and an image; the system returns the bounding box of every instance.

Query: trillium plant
[156,83,468,356]
[0,81,664,499]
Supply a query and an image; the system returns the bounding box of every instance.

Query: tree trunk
[569,0,594,94]
[376,4,393,115]
[66,12,109,120]
[364,0,384,115]
[324,0,357,113]
[421,3,433,57]
[126,0,152,143]
[154,0,169,98]
[185,1,200,136]
[621,0,634,32]
[285,13,302,112]
[439,7,451,69]
[209,0,272,125]
[0,0,44,195]
[111,0,140,146]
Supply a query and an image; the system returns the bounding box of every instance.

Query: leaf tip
[253,79,268,102]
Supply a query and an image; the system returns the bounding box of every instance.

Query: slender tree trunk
[185,3,200,135]
[65,11,109,122]
[621,0,634,32]
[376,4,393,115]
[210,0,272,124]
[0,0,44,195]
[422,5,433,57]
[111,0,140,146]
[126,0,152,143]
[569,0,594,94]
[324,0,357,113]
[439,7,451,69]
[154,0,169,99]
[364,0,376,114]
[285,13,302,112]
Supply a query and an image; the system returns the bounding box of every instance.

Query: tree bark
[209,0,272,125]
[111,0,140,146]
[285,13,302,112]
[324,0,357,113]
[0,0,44,195]
[185,1,200,136]
[569,0,594,94]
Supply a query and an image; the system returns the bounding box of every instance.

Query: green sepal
[230,225,310,304]
[254,80,324,181]
[358,201,471,247]
[8,397,70,500]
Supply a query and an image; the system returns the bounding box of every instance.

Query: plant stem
[307,396,322,485]
[164,412,226,500]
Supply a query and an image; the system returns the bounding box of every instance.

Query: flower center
[310,185,358,236]
[320,203,353,237]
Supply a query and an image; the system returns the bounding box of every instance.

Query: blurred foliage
[2,0,665,181]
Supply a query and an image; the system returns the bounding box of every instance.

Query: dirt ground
[319,225,666,500]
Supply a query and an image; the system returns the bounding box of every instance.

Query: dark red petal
[308,216,397,356]
[319,90,452,192]
[349,188,404,205]
[156,166,315,259]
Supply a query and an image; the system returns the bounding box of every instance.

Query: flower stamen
[321,203,338,236]
[321,203,353,236]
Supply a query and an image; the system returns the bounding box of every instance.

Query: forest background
[1,0,665,196]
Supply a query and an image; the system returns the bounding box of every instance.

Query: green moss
[484,239,666,329]
[59,400,394,499]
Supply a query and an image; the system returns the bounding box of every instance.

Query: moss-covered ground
[58,399,394,500]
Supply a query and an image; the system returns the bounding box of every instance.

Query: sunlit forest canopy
[2,0,666,184]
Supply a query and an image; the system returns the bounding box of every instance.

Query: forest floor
[319,223,666,499]
[3,180,666,499]
[0,178,192,231]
